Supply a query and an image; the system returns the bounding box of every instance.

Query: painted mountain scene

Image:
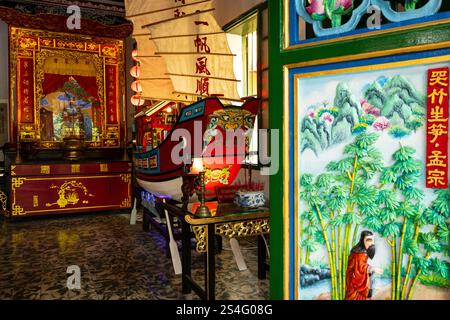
[296,61,450,300]
[301,74,426,155]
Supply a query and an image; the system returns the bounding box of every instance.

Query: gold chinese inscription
[428,124,448,144]
[100,164,109,173]
[427,169,446,187]
[426,67,449,189]
[71,164,81,173]
[40,165,51,175]
[429,70,448,87]
[427,151,447,168]
[428,87,448,105]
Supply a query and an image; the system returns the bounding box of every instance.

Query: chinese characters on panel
[171,0,225,99]
[18,59,35,123]
[426,67,449,189]
[194,21,211,97]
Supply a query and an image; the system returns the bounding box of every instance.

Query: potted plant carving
[403,0,420,11]
[306,0,354,27]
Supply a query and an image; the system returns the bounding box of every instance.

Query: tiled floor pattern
[0,211,269,300]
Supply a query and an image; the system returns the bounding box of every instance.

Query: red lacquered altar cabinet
[9,161,132,218]
[0,6,135,219]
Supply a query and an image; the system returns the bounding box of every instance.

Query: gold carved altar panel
[9,27,125,149]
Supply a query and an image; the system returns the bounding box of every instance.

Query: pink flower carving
[373,117,390,131]
[306,0,353,17]
[361,101,381,117]
[306,0,324,15]
[368,108,381,117]
[320,112,334,124]
[336,0,353,10]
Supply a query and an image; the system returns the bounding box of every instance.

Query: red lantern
[131,94,145,107]
[131,50,140,61]
[130,66,141,78]
[131,80,143,93]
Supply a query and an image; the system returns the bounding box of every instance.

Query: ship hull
[136,176,184,202]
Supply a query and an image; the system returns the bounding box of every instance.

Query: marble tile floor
[0,211,269,300]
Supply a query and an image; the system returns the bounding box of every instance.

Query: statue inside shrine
[39,76,98,143]
[62,96,85,139]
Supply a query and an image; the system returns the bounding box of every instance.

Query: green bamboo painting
[297,63,450,300]
[299,133,449,300]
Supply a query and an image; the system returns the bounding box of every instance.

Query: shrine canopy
[125,0,241,104]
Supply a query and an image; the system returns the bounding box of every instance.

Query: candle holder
[194,171,211,218]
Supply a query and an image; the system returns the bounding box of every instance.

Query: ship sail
[125,0,241,103]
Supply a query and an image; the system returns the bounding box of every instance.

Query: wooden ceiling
[2,0,126,16]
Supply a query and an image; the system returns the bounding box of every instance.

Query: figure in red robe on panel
[345,230,381,300]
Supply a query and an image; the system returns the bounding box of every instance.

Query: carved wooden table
[160,201,270,301]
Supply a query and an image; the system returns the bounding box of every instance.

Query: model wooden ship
[134,97,259,201]
[126,0,260,201]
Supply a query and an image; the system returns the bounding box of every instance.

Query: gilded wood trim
[9,174,132,216]
[215,219,270,238]
[193,225,207,253]
[184,211,269,225]
[35,49,105,141]
[283,65,291,300]
[284,41,450,70]
[9,27,125,146]
[192,219,270,253]
[0,190,7,212]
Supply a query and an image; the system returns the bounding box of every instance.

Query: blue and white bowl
[234,191,266,209]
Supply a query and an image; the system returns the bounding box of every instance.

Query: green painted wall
[268,0,283,301]
[268,0,450,300]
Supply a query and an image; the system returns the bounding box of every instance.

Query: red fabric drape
[42,73,99,99]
